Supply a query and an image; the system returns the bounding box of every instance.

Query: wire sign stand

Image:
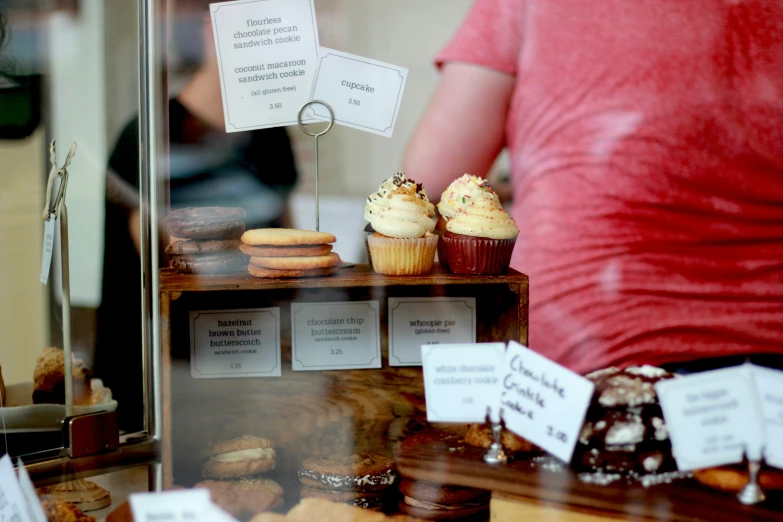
[297,100,335,232]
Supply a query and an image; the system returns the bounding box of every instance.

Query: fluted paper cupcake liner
[367,235,438,276]
[441,232,516,275]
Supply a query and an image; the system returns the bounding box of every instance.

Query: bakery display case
[2,1,783,521]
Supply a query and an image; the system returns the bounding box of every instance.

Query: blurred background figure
[95,0,298,432]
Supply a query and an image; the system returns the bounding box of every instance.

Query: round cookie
[249,252,341,270]
[464,423,536,453]
[398,480,488,506]
[398,499,489,521]
[298,453,397,491]
[248,265,339,279]
[166,239,241,255]
[202,436,277,479]
[585,365,675,408]
[168,221,246,240]
[167,207,246,223]
[194,478,284,518]
[693,466,783,492]
[240,243,333,257]
[241,228,336,246]
[170,252,248,275]
[299,487,386,509]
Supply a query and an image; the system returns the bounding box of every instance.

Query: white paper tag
[388,297,476,366]
[0,455,33,522]
[309,48,408,137]
[421,343,505,423]
[130,489,214,522]
[189,308,282,378]
[500,341,594,463]
[15,464,46,522]
[210,0,320,132]
[39,217,56,285]
[748,364,783,470]
[655,365,765,471]
[291,301,380,371]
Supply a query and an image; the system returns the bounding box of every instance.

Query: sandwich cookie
[239,243,333,257]
[37,479,112,512]
[167,239,241,255]
[202,436,276,479]
[170,252,248,275]
[248,265,339,279]
[194,478,284,519]
[298,453,397,492]
[398,479,489,521]
[249,253,341,270]
[299,486,386,511]
[167,207,247,240]
[241,228,336,246]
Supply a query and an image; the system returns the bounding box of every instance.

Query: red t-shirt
[438,0,783,374]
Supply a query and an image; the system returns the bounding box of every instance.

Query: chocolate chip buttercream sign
[190,308,281,378]
[291,301,381,371]
[501,341,595,463]
[210,0,319,131]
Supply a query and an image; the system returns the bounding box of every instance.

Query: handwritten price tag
[39,217,56,285]
[500,342,594,463]
[130,489,214,522]
[0,456,46,522]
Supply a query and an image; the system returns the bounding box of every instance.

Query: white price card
[291,301,381,371]
[39,216,55,285]
[500,341,594,463]
[210,0,320,132]
[655,365,765,471]
[748,364,783,470]
[15,464,46,522]
[0,455,44,522]
[421,343,505,423]
[190,308,281,379]
[131,489,216,522]
[309,48,408,137]
[388,297,476,366]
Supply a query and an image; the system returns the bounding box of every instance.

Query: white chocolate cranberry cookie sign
[210,0,320,131]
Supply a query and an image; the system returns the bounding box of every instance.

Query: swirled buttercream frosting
[438,174,500,219]
[446,198,519,239]
[365,173,435,222]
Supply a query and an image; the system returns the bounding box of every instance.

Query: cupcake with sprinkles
[441,186,518,275]
[364,173,437,275]
[436,174,501,267]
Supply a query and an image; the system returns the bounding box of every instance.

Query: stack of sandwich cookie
[37,479,112,513]
[166,207,248,274]
[298,453,397,511]
[241,229,341,278]
[398,479,489,521]
[194,478,285,519]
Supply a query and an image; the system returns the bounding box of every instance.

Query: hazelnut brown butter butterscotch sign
[190,308,282,378]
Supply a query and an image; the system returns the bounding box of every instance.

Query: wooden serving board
[396,434,783,522]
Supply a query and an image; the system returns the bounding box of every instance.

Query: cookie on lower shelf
[397,479,489,521]
[297,453,397,510]
[195,478,285,519]
[201,436,277,479]
[37,480,111,512]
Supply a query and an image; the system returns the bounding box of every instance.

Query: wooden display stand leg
[491,492,627,521]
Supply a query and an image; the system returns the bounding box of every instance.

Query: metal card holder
[297,100,334,232]
[43,140,121,459]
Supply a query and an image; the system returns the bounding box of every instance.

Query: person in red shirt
[404,0,783,374]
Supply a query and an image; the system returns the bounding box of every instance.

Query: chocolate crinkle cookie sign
[572,366,678,477]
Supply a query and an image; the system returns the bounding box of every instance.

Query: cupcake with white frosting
[365,174,437,275]
[441,196,518,275]
[436,175,500,267]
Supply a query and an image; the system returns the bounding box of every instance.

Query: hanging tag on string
[39,216,56,285]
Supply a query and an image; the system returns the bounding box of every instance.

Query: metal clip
[297,100,334,232]
[483,407,508,465]
[42,140,77,220]
[737,447,766,505]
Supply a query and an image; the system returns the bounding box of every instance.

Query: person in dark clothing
[95,9,298,432]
